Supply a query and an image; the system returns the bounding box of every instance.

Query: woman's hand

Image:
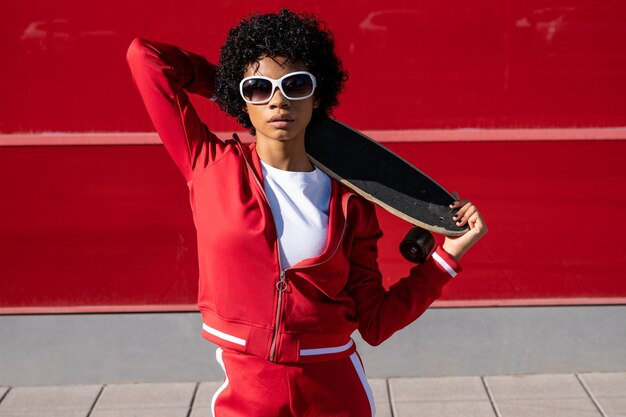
[442,200,488,262]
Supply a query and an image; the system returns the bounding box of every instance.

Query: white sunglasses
[239,71,317,104]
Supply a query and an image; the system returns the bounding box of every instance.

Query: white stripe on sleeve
[432,251,458,278]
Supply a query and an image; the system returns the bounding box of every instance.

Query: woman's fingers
[468,209,488,236]
[456,205,477,226]
[442,201,488,261]
[467,211,480,230]
[449,199,469,209]
[449,199,487,233]
[451,200,473,225]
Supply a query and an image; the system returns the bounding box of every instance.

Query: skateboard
[305,118,468,263]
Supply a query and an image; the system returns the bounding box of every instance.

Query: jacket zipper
[234,139,288,362]
[266,194,354,361]
[235,138,353,362]
[269,268,286,361]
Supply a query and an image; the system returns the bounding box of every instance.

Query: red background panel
[1,0,625,311]
[1,138,625,311]
[0,0,625,133]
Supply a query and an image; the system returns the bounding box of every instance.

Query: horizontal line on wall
[0,304,199,315]
[434,297,626,308]
[1,127,625,146]
[2,297,625,315]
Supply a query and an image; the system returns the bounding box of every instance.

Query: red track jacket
[127,38,461,364]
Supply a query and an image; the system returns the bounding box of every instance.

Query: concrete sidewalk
[0,372,624,417]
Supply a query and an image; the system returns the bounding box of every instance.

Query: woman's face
[242,56,319,144]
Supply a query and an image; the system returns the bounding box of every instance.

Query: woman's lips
[268,115,294,129]
[269,120,293,128]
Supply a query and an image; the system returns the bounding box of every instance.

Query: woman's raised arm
[126,38,228,181]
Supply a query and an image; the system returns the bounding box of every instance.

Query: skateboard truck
[399,226,436,264]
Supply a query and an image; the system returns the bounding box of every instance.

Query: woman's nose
[268,87,290,108]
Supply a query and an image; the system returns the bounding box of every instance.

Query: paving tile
[579,373,626,416]
[0,385,101,416]
[389,377,494,417]
[90,409,190,417]
[94,382,195,408]
[368,379,392,417]
[485,375,602,417]
[368,378,390,403]
[0,411,91,417]
[90,382,195,417]
[389,376,489,402]
[393,400,496,417]
[190,381,223,408]
[189,407,212,417]
[373,401,393,417]
[0,388,8,405]
[579,372,626,398]
[591,397,626,417]
[494,398,603,417]
[485,374,591,400]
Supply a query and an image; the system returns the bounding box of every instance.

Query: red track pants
[211,347,376,416]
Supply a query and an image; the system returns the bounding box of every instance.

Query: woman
[127,9,486,416]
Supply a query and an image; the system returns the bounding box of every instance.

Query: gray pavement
[3,307,626,386]
[0,372,624,417]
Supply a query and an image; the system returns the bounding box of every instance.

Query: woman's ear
[313,98,320,109]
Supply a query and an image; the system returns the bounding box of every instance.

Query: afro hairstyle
[215,9,347,134]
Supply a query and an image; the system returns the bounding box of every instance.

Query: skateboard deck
[305,118,468,237]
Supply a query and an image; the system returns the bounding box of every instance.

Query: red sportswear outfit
[127,38,462,416]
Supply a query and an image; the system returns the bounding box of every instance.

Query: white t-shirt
[260,160,332,269]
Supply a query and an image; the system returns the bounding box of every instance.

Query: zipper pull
[276,270,288,292]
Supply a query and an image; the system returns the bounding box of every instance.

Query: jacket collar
[237,138,357,269]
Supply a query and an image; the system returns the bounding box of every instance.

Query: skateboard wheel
[399,226,435,264]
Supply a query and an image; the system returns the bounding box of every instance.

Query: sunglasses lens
[241,73,315,103]
[241,78,272,103]
[282,74,314,99]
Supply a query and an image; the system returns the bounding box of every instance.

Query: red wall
[2,137,625,312]
[1,0,625,312]
[1,0,625,132]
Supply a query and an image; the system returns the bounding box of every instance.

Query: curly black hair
[215,9,347,134]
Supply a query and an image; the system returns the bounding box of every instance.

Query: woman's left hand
[442,200,488,262]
